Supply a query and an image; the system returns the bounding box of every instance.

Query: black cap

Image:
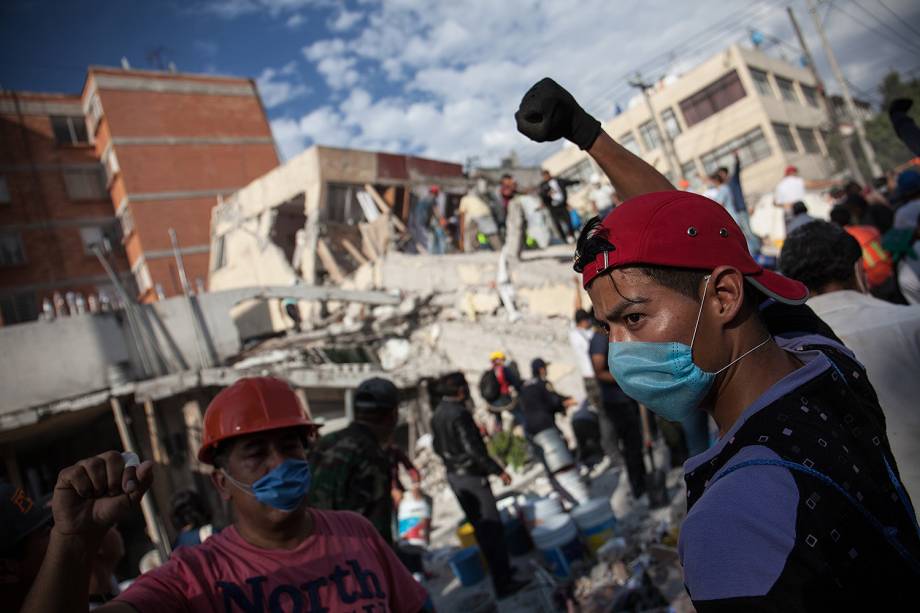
[354,377,399,412]
[0,483,52,557]
[531,358,548,376]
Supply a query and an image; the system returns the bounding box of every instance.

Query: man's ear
[709,265,746,327]
[211,469,232,502]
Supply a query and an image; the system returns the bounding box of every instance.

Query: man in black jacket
[430,372,527,599]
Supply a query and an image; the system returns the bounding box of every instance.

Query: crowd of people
[3,74,920,613]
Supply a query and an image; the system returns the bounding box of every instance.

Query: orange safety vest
[845,225,893,288]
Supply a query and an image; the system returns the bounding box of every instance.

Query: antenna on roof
[121,57,131,70]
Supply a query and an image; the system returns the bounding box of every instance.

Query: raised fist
[515,78,601,150]
[52,451,154,540]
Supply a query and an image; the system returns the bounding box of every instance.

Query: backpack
[479,369,501,402]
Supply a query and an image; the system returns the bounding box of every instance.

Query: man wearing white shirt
[780,220,920,501]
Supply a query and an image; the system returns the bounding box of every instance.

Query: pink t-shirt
[117,509,428,613]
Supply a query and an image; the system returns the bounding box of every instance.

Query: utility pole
[629,73,680,181]
[804,0,882,178]
[787,6,864,183]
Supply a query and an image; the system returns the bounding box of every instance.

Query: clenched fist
[52,450,154,540]
[515,78,602,151]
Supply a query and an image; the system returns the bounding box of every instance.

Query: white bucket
[530,514,584,579]
[555,467,590,504]
[533,428,575,473]
[522,496,564,530]
[571,498,617,554]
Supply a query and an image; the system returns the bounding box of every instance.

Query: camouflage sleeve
[347,448,393,544]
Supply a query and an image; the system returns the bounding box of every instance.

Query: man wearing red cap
[515,78,920,609]
[21,377,431,613]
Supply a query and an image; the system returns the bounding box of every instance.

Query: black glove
[515,78,602,151]
[889,98,913,116]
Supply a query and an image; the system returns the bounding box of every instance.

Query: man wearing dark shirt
[519,358,575,437]
[590,328,646,497]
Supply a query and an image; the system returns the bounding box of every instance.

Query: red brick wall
[0,93,130,322]
[130,198,215,251]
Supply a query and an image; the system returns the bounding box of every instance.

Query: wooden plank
[358,223,380,260]
[364,183,407,232]
[316,238,345,284]
[341,238,370,266]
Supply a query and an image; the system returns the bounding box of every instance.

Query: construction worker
[20,377,432,613]
[308,377,401,544]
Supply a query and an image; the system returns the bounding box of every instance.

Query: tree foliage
[864,71,920,172]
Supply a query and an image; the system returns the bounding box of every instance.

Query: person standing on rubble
[431,372,529,599]
[459,185,503,251]
[539,169,578,244]
[307,377,401,544]
[515,77,920,610]
[411,185,446,254]
[20,377,432,613]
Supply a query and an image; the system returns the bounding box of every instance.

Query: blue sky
[2,0,918,165]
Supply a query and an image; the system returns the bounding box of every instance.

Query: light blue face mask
[607,275,771,422]
[223,459,312,512]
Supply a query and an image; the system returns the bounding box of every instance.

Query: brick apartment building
[0,66,278,324]
[0,90,130,324]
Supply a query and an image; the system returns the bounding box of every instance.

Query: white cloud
[256,63,309,108]
[196,0,328,19]
[328,8,363,32]
[278,0,920,162]
[285,13,306,28]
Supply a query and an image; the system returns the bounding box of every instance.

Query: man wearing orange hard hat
[21,376,432,613]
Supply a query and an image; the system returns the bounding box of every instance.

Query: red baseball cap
[785,165,798,175]
[579,191,808,304]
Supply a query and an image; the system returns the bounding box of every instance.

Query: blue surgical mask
[607,275,770,422]
[223,459,312,512]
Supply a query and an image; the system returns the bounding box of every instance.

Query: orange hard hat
[198,377,317,464]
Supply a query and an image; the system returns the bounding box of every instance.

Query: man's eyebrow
[605,296,649,322]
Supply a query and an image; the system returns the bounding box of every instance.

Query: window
[750,68,774,97]
[700,127,772,175]
[801,85,819,107]
[50,116,89,145]
[213,235,227,270]
[0,232,26,266]
[87,94,103,134]
[132,259,153,294]
[325,183,365,224]
[775,77,799,103]
[560,158,594,184]
[102,146,120,185]
[661,108,681,138]
[0,292,38,325]
[79,227,106,255]
[797,127,822,154]
[63,166,107,201]
[0,176,9,204]
[679,70,746,127]
[619,132,641,155]
[773,123,798,152]
[639,120,663,151]
[118,204,135,238]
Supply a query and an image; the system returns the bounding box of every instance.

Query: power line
[582,1,780,115]
[875,0,920,40]
[834,1,920,56]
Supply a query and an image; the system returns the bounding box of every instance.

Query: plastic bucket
[449,547,486,587]
[571,498,617,554]
[457,522,478,549]
[555,467,590,504]
[397,493,431,546]
[530,514,584,579]
[533,428,575,473]
[522,496,564,530]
